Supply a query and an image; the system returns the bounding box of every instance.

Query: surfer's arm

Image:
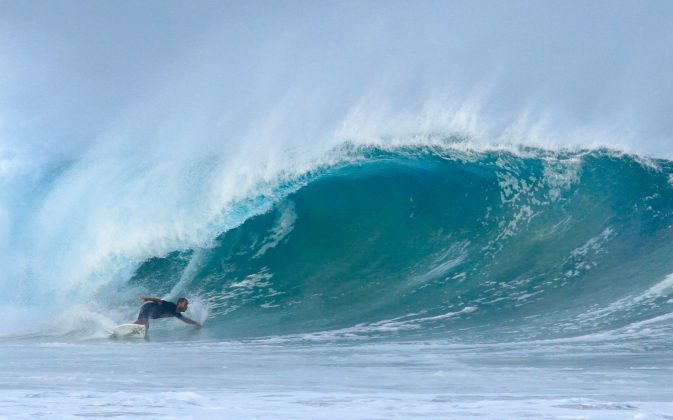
[139,296,163,304]
[178,315,202,328]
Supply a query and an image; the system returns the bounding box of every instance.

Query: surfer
[133,296,202,331]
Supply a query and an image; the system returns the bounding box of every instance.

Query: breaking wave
[90,145,673,342]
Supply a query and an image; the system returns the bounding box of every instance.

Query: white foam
[6,337,673,418]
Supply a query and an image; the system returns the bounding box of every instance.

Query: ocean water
[3,339,673,419]
[3,146,673,418]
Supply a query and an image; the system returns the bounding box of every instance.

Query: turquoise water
[4,146,673,418]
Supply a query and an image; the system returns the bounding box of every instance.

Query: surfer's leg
[132,302,153,336]
[133,318,149,339]
[133,318,148,327]
[134,302,156,326]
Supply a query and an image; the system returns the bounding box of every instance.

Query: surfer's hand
[139,295,146,301]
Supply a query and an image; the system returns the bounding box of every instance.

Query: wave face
[103,147,673,342]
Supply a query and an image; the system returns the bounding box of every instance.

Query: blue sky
[2,0,673,160]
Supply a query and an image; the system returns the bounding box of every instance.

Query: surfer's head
[176,297,189,312]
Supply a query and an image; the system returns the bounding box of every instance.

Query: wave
[83,145,673,342]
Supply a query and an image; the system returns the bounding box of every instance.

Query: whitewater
[3,1,673,418]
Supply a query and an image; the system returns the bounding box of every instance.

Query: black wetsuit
[137,300,183,324]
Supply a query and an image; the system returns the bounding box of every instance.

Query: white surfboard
[110,323,146,339]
